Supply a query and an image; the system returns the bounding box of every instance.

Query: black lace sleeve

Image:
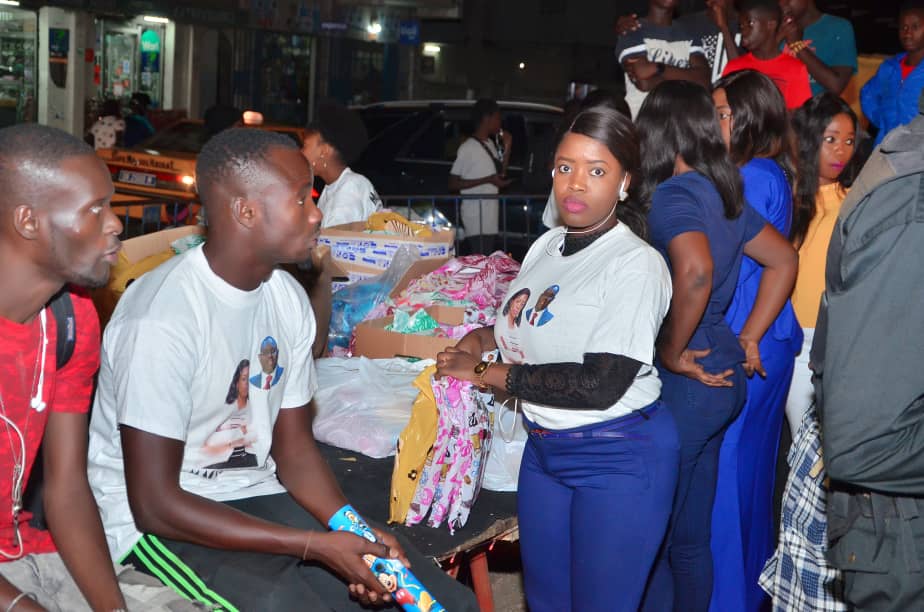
[505,352,644,410]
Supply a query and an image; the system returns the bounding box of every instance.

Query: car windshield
[135,122,210,153]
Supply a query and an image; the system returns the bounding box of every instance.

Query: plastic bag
[482,397,528,492]
[328,246,418,353]
[312,357,428,458]
[389,365,440,524]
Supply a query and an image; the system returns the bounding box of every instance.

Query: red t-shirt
[0,289,99,560]
[901,55,917,80]
[723,52,813,110]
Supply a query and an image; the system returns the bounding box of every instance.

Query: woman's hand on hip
[661,348,735,387]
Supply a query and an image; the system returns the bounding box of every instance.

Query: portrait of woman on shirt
[435,104,677,612]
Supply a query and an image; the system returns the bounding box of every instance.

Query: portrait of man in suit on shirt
[524,284,559,327]
[249,336,284,389]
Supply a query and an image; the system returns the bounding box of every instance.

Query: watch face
[474,361,488,374]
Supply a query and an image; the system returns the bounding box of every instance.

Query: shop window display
[0,8,36,127]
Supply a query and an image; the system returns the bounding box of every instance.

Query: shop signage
[321,21,348,32]
[399,20,420,45]
[49,27,69,88]
[140,29,161,87]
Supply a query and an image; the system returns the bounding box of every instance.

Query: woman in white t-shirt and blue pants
[436,106,678,612]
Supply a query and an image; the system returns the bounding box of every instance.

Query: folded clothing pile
[364,250,521,330]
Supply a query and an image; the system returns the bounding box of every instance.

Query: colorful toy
[327,504,446,612]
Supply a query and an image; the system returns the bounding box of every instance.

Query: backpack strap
[48,289,76,369]
[474,138,503,176]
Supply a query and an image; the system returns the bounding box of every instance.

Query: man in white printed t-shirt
[449,98,513,254]
[86,128,478,611]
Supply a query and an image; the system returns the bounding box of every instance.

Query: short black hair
[471,98,499,127]
[195,127,299,204]
[738,0,782,20]
[306,103,369,165]
[0,125,97,214]
[0,123,94,164]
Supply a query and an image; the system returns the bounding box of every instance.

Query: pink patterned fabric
[365,252,521,322]
[405,372,493,533]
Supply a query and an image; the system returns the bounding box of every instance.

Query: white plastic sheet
[312,357,431,458]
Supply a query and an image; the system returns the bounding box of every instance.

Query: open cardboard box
[319,221,455,271]
[91,225,205,326]
[352,305,467,360]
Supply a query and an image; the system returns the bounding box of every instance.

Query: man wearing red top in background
[0,124,197,611]
[723,0,812,110]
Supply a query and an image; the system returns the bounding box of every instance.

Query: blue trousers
[518,402,679,612]
[710,341,796,612]
[643,367,747,612]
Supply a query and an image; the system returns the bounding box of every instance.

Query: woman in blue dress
[637,80,799,612]
[709,70,803,612]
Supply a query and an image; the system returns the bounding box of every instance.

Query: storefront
[251,30,314,126]
[95,15,166,108]
[0,6,37,127]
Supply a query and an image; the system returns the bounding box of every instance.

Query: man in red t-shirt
[723,0,812,109]
[0,125,196,611]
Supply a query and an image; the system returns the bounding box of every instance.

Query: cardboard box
[120,225,204,263]
[328,257,450,298]
[319,222,455,271]
[91,225,205,326]
[352,305,467,360]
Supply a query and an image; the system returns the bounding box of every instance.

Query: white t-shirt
[494,223,672,429]
[449,137,501,236]
[318,167,382,229]
[87,245,318,560]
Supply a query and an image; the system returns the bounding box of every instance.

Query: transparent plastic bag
[327,246,418,353]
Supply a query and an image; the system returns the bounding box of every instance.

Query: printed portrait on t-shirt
[202,359,259,470]
[249,336,284,389]
[524,285,559,327]
[502,289,531,328]
[498,288,531,362]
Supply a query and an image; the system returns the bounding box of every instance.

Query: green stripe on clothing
[130,542,201,602]
[129,535,238,612]
[145,535,238,611]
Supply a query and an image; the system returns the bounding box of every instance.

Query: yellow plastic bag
[389,365,439,524]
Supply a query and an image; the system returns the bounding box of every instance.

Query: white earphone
[30,309,47,412]
[618,174,630,202]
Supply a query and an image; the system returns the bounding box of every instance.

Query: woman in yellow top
[785,94,860,436]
